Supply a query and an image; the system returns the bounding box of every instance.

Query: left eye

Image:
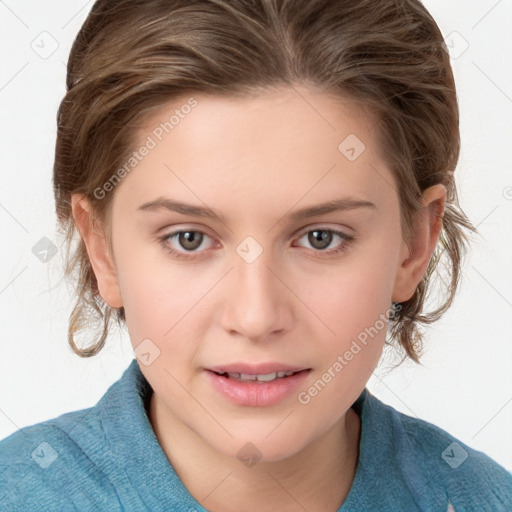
[158,227,354,259]
[295,228,354,254]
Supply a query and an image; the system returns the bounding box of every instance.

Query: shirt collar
[99,359,208,511]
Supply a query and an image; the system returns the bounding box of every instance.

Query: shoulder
[0,407,122,511]
[390,402,512,511]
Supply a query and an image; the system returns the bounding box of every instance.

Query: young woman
[1,1,511,510]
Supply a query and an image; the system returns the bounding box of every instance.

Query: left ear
[392,184,446,303]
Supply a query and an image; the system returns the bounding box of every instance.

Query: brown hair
[53,0,477,364]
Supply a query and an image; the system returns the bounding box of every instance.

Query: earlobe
[70,194,123,309]
[392,184,446,303]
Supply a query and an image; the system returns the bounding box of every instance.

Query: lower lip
[205,369,311,407]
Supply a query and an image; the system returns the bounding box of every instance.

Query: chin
[210,432,307,466]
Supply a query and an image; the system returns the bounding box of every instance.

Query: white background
[1,0,511,473]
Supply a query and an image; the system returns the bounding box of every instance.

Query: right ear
[70,194,123,309]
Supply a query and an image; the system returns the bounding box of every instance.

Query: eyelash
[157,227,355,260]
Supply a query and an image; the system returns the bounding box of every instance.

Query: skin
[71,85,446,512]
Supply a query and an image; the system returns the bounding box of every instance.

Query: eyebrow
[136,196,377,223]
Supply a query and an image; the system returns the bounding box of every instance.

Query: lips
[205,365,312,406]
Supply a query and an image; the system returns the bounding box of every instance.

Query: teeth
[223,371,297,382]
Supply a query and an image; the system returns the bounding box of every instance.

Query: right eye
[158,229,216,260]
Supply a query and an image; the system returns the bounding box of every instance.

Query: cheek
[300,248,397,344]
[121,277,193,348]
[114,243,185,345]
[116,246,217,371]
[294,258,393,419]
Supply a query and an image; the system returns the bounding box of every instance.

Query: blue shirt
[1,359,511,511]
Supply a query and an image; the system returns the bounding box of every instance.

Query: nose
[219,246,293,342]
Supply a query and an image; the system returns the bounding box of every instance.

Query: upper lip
[207,362,311,375]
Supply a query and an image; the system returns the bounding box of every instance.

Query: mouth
[205,366,313,407]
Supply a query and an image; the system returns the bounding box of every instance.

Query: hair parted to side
[53,0,477,363]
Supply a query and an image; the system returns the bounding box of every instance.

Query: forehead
[112,86,395,222]
[138,86,376,147]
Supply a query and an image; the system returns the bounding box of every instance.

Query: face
[84,86,425,462]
